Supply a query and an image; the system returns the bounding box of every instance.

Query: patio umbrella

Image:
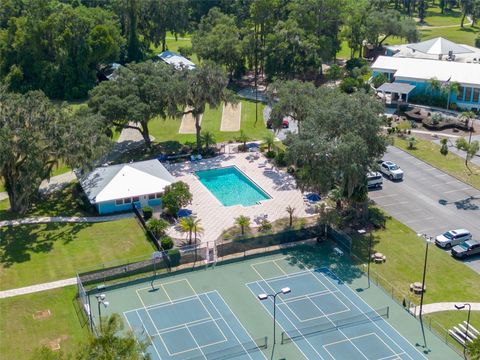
[177,209,192,218]
[407,37,473,55]
[306,193,321,202]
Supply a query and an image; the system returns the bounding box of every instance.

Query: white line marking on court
[135,288,148,310]
[207,291,265,360]
[247,274,326,359]
[185,325,207,359]
[161,284,173,302]
[272,259,288,275]
[317,271,426,360]
[125,310,163,360]
[278,297,328,323]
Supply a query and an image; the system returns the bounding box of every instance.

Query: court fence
[348,250,465,357]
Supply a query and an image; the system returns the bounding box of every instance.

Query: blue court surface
[247,268,427,360]
[124,290,266,360]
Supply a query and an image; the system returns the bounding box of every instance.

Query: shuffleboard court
[247,266,427,360]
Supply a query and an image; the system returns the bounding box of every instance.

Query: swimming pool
[195,166,271,206]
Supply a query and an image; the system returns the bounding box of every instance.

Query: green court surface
[86,244,462,360]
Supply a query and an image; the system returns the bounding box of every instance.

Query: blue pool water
[196,166,271,206]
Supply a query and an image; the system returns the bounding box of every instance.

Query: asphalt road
[369,146,480,274]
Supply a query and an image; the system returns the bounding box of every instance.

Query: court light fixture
[257,287,292,344]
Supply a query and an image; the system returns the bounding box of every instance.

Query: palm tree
[445,81,460,110]
[192,218,204,244]
[183,63,235,154]
[427,77,441,95]
[201,131,216,153]
[237,130,250,151]
[235,215,250,236]
[286,205,295,227]
[263,132,275,152]
[460,111,476,132]
[179,216,195,244]
[146,218,169,239]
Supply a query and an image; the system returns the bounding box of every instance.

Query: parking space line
[444,187,472,194]
[370,194,399,200]
[381,202,409,207]
[404,217,435,224]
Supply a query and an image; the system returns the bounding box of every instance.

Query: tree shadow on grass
[0,222,92,268]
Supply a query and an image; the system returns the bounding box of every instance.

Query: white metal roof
[372,56,480,87]
[157,51,196,70]
[407,37,473,55]
[78,159,176,204]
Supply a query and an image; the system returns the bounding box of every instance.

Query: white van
[367,171,383,188]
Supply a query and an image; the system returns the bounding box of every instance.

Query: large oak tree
[0,87,111,213]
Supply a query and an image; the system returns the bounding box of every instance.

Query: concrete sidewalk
[0,212,133,228]
[410,302,480,316]
[0,278,77,299]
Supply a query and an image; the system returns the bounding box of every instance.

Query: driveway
[263,105,298,141]
[369,146,480,274]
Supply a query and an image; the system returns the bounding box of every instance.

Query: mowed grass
[0,218,154,290]
[148,99,269,144]
[353,214,480,305]
[425,310,480,335]
[394,138,480,190]
[0,286,87,360]
[421,7,463,27]
[420,25,479,45]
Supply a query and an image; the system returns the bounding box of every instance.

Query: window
[458,86,465,101]
[473,88,480,103]
[155,193,162,198]
[465,87,472,102]
[124,197,132,204]
[115,199,123,206]
[148,194,155,200]
[132,196,140,202]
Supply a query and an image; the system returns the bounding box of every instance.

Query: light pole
[455,303,472,356]
[258,287,291,344]
[417,234,433,320]
[358,229,372,288]
[95,294,109,332]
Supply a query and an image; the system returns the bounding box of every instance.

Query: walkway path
[410,302,480,316]
[0,278,77,299]
[0,212,133,228]
[432,134,480,167]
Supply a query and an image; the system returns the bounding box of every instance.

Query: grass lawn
[0,286,87,359]
[421,6,463,27]
[394,137,480,191]
[0,183,90,222]
[352,210,480,338]
[0,218,154,290]
[0,180,4,192]
[420,25,479,46]
[148,99,269,144]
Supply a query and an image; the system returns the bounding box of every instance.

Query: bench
[333,247,344,256]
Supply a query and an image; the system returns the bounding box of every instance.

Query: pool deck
[164,149,313,243]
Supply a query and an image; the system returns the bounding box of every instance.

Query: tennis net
[281,306,389,344]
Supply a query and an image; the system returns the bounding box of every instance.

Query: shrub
[407,136,417,149]
[340,77,358,94]
[143,206,153,220]
[265,150,276,159]
[178,46,193,58]
[160,236,174,250]
[372,73,387,88]
[168,248,181,266]
[440,138,449,156]
[346,58,367,72]
[275,151,287,167]
[259,219,272,233]
[147,218,169,238]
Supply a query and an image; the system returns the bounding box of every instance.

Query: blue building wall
[97,198,162,215]
[373,70,480,110]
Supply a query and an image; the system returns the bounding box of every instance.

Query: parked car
[266,118,289,129]
[451,239,480,259]
[380,161,404,180]
[367,171,383,188]
[435,229,472,249]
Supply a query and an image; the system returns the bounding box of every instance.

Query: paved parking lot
[369,146,480,274]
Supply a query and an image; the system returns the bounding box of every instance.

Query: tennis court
[247,258,427,360]
[84,244,462,360]
[123,279,266,360]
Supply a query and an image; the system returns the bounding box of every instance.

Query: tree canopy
[285,87,387,205]
[88,61,182,149]
[0,87,111,213]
